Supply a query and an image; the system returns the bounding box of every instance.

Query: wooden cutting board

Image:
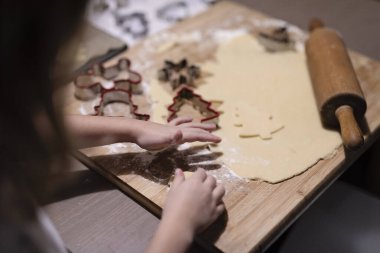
[65,2,380,252]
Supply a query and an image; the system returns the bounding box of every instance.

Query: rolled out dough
[149,80,172,123]
[233,103,284,139]
[195,34,341,183]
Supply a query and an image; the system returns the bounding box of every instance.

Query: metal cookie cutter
[167,87,219,124]
[94,88,150,121]
[157,2,189,23]
[74,58,142,100]
[258,26,295,52]
[92,58,143,93]
[158,59,201,90]
[74,75,103,100]
[115,12,149,38]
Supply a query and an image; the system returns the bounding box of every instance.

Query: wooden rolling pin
[306,19,367,150]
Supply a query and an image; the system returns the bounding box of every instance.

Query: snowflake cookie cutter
[258,26,295,52]
[158,59,201,90]
[74,58,143,100]
[94,88,150,121]
[167,87,219,124]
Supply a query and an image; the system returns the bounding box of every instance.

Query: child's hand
[162,168,225,235]
[145,169,225,253]
[135,116,221,151]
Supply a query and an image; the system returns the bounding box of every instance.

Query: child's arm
[145,168,225,253]
[65,115,221,149]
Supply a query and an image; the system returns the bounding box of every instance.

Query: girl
[1,1,225,252]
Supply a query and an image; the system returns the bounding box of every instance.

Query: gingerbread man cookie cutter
[158,59,201,90]
[74,58,143,100]
[94,88,150,121]
[167,87,219,124]
[74,74,103,100]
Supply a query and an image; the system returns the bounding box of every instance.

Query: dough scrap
[195,34,341,182]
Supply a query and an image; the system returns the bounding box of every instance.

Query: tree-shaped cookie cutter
[158,59,201,90]
[167,87,219,124]
[74,58,142,100]
[94,88,150,121]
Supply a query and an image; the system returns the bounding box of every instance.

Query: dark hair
[1,1,88,201]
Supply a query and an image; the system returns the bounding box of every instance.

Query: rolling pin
[306,19,367,150]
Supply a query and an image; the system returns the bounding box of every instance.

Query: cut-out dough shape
[233,105,284,139]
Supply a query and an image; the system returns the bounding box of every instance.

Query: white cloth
[87,0,216,45]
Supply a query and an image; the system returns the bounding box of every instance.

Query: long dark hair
[1,1,88,202]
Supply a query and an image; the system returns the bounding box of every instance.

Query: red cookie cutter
[74,75,103,100]
[94,88,150,121]
[74,58,142,100]
[167,87,219,124]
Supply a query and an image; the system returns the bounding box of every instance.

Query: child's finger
[193,168,207,182]
[181,129,221,143]
[209,203,225,225]
[172,168,185,187]
[215,202,225,217]
[204,175,217,189]
[212,185,226,202]
[171,129,183,144]
[179,122,217,131]
[168,116,193,126]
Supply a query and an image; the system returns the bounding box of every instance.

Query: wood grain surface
[64,2,380,252]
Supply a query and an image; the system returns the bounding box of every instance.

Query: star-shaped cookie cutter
[167,87,219,124]
[74,58,142,100]
[158,59,201,90]
[94,88,150,121]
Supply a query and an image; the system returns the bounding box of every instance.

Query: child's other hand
[136,116,221,151]
[162,168,225,236]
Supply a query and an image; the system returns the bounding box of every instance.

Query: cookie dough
[149,80,172,123]
[232,102,283,139]
[195,34,341,182]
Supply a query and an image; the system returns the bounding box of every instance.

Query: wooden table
[54,1,380,253]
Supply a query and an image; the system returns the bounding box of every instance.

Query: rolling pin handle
[309,18,325,32]
[335,105,364,150]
